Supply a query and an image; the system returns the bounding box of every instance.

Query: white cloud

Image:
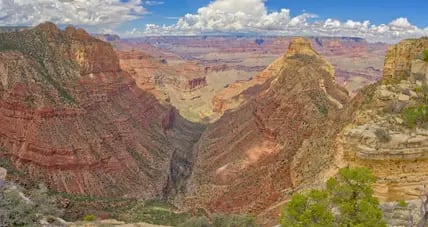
[126,0,428,43]
[144,1,164,6]
[0,0,146,27]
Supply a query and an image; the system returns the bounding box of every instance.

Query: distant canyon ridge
[115,36,388,122]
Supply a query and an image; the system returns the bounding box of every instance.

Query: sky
[0,0,427,43]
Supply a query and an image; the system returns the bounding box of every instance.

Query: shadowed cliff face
[0,22,203,199]
[184,38,352,217]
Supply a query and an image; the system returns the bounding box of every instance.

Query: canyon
[0,23,203,200]
[116,36,388,122]
[1,22,428,226]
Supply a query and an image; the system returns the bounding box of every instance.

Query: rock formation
[0,22,203,199]
[336,38,428,202]
[184,38,351,217]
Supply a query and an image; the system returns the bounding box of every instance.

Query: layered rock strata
[185,38,351,216]
[0,23,203,198]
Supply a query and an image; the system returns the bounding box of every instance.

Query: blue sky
[0,0,427,42]
[134,0,428,31]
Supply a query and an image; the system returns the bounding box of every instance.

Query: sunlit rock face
[184,38,351,217]
[337,38,428,202]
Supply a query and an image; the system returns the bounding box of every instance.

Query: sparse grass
[0,153,26,176]
[309,92,329,117]
[126,200,192,226]
[83,214,96,222]
[402,105,428,128]
[177,214,257,227]
[415,85,428,102]
[423,50,428,62]
[317,105,329,117]
[397,200,408,208]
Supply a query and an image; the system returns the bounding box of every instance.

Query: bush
[280,167,386,227]
[374,128,391,143]
[178,216,211,227]
[415,85,428,101]
[83,214,96,222]
[280,190,334,227]
[402,105,428,128]
[423,50,428,62]
[0,188,38,226]
[0,183,62,226]
[397,200,408,208]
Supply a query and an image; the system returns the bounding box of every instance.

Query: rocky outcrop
[336,38,428,203]
[383,38,428,84]
[184,38,350,217]
[118,50,211,123]
[0,23,203,199]
[118,50,207,92]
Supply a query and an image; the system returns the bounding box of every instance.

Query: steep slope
[336,38,428,202]
[184,38,351,216]
[0,23,203,199]
[118,50,211,123]
[330,37,428,226]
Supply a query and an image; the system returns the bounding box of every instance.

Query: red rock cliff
[0,22,202,198]
[185,38,351,219]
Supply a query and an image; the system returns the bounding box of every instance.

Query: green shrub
[0,183,62,226]
[280,167,386,227]
[127,201,191,226]
[83,214,96,222]
[402,105,428,128]
[0,189,38,226]
[423,50,428,62]
[415,85,428,101]
[397,200,408,208]
[280,190,334,227]
[178,216,211,227]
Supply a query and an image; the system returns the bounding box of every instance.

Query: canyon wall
[0,23,203,199]
[184,38,351,218]
[336,38,428,202]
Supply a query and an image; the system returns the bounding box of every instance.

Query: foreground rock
[335,38,428,203]
[184,38,351,219]
[0,22,203,199]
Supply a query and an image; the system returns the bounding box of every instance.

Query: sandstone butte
[184,37,352,218]
[0,22,203,199]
